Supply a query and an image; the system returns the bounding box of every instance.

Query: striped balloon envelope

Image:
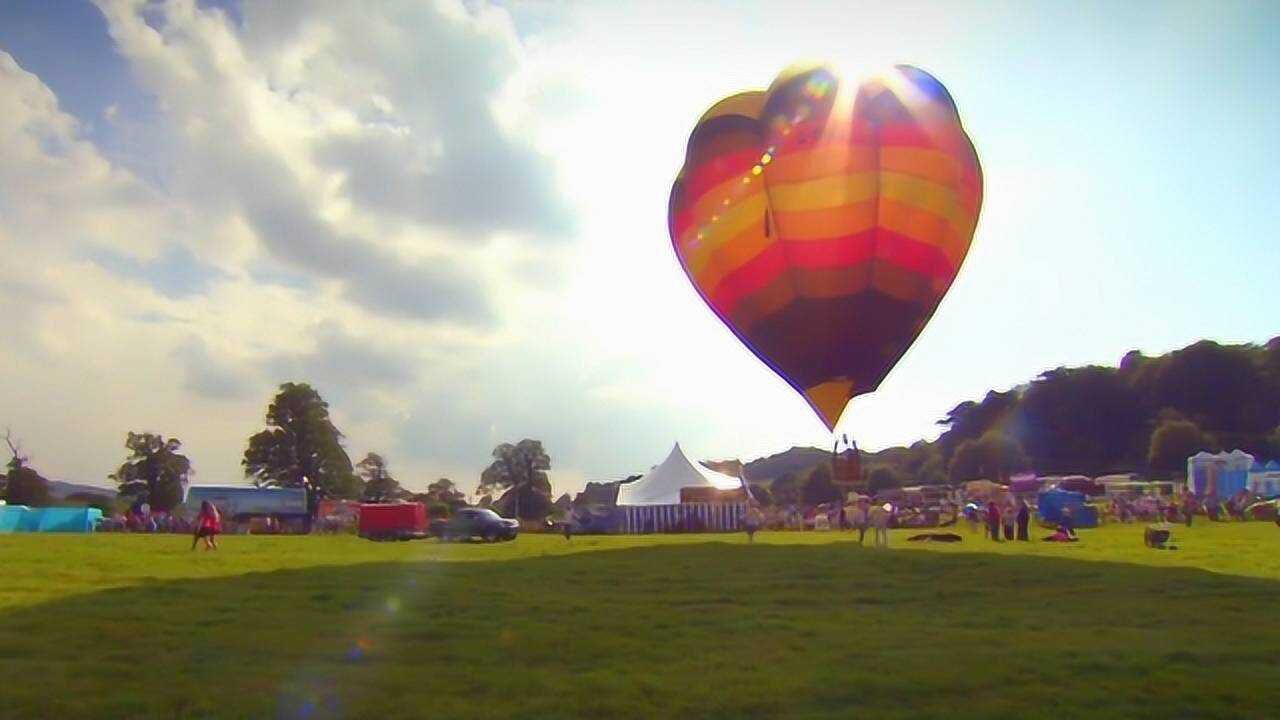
[668,63,982,431]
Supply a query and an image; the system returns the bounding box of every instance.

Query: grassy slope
[0,524,1277,719]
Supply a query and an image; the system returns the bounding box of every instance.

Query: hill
[47,479,115,502]
[739,446,830,485]
[702,336,1280,494]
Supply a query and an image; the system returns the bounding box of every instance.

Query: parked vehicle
[430,507,518,542]
[358,503,429,541]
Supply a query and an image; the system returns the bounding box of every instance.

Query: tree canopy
[801,464,841,505]
[1,429,50,507]
[1148,418,1214,475]
[242,383,362,501]
[110,432,192,511]
[478,439,551,520]
[835,336,1279,491]
[357,453,403,503]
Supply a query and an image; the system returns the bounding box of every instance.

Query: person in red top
[191,500,222,551]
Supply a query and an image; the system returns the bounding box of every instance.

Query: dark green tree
[2,462,50,507]
[1017,366,1144,475]
[903,440,947,485]
[770,472,802,506]
[477,439,551,520]
[948,439,984,483]
[801,464,841,505]
[1148,418,1214,475]
[867,465,904,494]
[946,431,1028,483]
[1136,341,1273,436]
[110,432,191,511]
[357,453,402,502]
[242,383,361,501]
[937,390,1020,461]
[424,478,467,509]
[3,430,50,507]
[976,430,1030,483]
[1267,426,1280,460]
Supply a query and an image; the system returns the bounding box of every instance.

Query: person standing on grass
[986,501,1002,542]
[561,504,575,541]
[1016,499,1031,541]
[191,501,221,551]
[870,503,892,548]
[744,502,764,542]
[849,498,870,545]
[1182,494,1196,527]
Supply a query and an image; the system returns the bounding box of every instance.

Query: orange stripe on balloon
[706,233,950,318]
[681,148,765,206]
[764,144,878,184]
[770,202,878,240]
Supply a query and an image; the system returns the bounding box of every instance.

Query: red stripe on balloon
[704,230,955,314]
[680,148,766,206]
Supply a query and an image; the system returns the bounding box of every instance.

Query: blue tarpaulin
[0,505,31,532]
[0,506,102,533]
[1037,489,1098,528]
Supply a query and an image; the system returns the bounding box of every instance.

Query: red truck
[358,502,429,541]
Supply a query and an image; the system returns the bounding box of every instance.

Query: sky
[1,0,1277,497]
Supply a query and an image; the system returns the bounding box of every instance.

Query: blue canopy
[0,505,32,533]
[1037,489,1098,527]
[0,506,102,533]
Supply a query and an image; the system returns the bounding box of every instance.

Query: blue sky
[1,0,1276,494]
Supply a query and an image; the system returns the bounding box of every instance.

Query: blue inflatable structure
[0,506,103,533]
[1037,489,1098,528]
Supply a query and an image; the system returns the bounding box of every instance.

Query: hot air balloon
[668,63,982,430]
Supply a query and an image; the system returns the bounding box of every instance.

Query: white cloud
[0,0,585,490]
[8,0,1009,498]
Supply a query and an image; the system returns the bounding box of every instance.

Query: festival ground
[2,523,1277,719]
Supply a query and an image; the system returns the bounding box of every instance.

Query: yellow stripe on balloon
[694,225,774,290]
[877,199,969,267]
[769,202,878,240]
[878,172,970,230]
[879,147,966,187]
[764,144,878,184]
[682,193,769,269]
[766,172,879,213]
[688,176,766,226]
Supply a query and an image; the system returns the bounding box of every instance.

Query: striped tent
[620,503,747,534]
[616,444,747,533]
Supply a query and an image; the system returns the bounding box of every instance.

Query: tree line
[6,336,1275,512]
[1,382,547,518]
[855,336,1280,490]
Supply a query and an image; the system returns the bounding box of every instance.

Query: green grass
[1,523,1278,719]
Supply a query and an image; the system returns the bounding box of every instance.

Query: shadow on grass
[2,542,1278,720]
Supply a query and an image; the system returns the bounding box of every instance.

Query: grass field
[1,523,1278,719]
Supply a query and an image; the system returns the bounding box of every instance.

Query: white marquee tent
[616,444,748,533]
[618,443,745,505]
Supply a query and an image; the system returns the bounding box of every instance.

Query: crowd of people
[96,503,195,534]
[95,502,290,537]
[1106,488,1270,525]
[965,499,1034,542]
